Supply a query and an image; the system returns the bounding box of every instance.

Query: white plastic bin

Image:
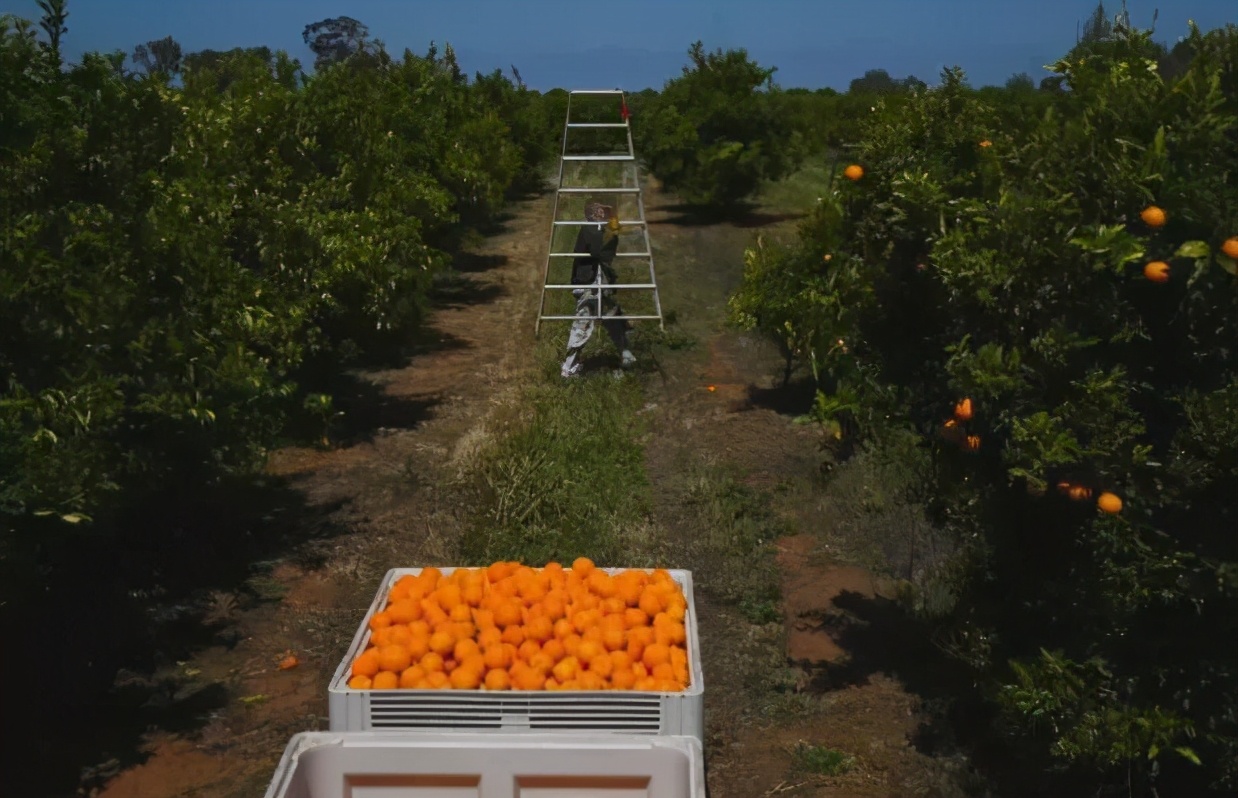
[264,732,705,798]
[328,568,704,740]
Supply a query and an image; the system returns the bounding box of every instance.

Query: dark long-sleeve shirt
[571,225,620,285]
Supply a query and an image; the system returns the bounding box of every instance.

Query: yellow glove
[607,215,621,232]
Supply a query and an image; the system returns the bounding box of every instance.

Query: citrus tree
[731,21,1238,794]
[635,41,796,211]
[0,0,554,628]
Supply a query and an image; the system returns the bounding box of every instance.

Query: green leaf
[1174,746,1202,766]
[1216,253,1238,276]
[1174,240,1210,259]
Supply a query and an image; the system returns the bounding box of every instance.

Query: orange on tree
[1097,492,1123,514]
[954,398,973,421]
[1222,237,1238,260]
[1140,205,1166,228]
[843,164,864,181]
[1144,261,1170,282]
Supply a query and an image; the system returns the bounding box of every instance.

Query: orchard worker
[560,201,637,378]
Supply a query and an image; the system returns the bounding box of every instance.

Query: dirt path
[94,194,552,798]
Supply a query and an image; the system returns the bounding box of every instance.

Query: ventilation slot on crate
[368,695,664,732]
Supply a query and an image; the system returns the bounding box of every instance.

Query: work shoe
[621,350,637,368]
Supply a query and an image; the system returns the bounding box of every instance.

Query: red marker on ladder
[620,94,630,122]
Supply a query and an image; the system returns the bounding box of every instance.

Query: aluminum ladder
[535,89,664,336]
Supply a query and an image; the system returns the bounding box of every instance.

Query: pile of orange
[346,559,691,693]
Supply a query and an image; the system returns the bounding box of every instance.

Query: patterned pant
[561,273,632,376]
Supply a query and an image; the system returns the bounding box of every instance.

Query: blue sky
[3,0,1234,90]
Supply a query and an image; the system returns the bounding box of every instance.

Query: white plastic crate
[264,731,706,798]
[328,568,704,740]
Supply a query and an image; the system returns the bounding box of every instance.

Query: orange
[525,615,554,643]
[1097,492,1122,514]
[1069,485,1093,501]
[462,582,485,607]
[529,651,555,672]
[278,655,300,671]
[372,670,399,690]
[1140,205,1166,228]
[541,639,566,663]
[420,652,445,673]
[518,639,542,662]
[483,643,513,670]
[638,591,663,618]
[665,596,687,622]
[573,609,602,635]
[386,626,412,647]
[611,668,636,689]
[1144,261,1170,282]
[578,671,604,691]
[571,557,596,577]
[843,164,863,181]
[428,630,455,657]
[610,650,633,672]
[477,627,502,649]
[351,649,381,678]
[494,601,523,628]
[449,665,482,689]
[436,583,463,611]
[369,627,394,648]
[577,639,605,663]
[541,592,568,620]
[501,625,526,647]
[348,674,373,690]
[399,665,426,688]
[553,618,574,640]
[426,671,450,689]
[954,398,973,421]
[588,571,617,598]
[387,600,421,624]
[553,656,581,683]
[588,654,614,678]
[368,611,392,631]
[652,662,675,682]
[563,634,583,657]
[601,596,627,615]
[449,603,472,623]
[1223,237,1238,259]
[642,642,671,670]
[484,669,511,690]
[487,562,512,582]
[377,644,412,674]
[601,626,627,652]
[624,608,649,629]
[962,435,981,452]
[454,638,481,663]
[511,664,546,691]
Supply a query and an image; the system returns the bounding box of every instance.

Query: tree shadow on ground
[798,590,1036,797]
[452,251,511,275]
[746,377,818,417]
[1,479,352,798]
[428,272,507,308]
[648,201,806,229]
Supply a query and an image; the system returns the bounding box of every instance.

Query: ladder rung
[562,155,634,161]
[557,187,641,194]
[548,252,652,258]
[543,284,657,289]
[541,314,663,320]
[566,123,628,129]
[553,220,645,227]
[569,90,626,95]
